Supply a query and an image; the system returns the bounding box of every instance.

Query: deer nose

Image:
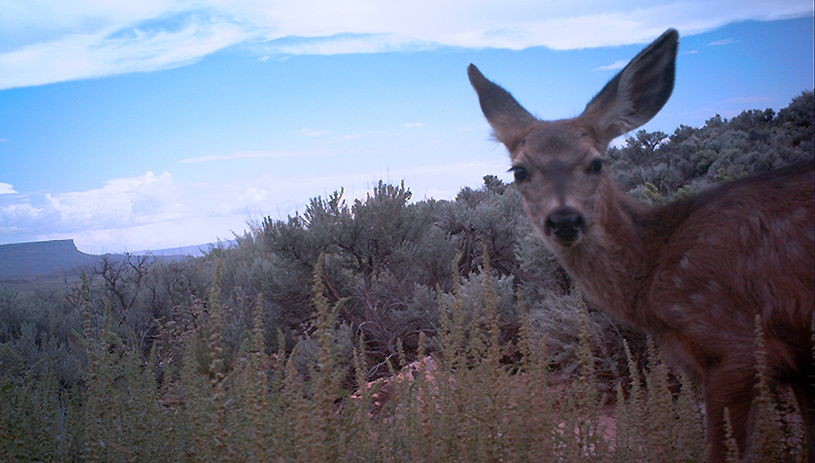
[545,207,585,242]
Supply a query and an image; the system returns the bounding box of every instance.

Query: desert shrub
[2,256,808,462]
[527,289,646,394]
[607,91,814,200]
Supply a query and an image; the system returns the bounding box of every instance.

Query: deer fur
[468,28,814,462]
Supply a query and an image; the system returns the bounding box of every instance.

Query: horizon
[1,2,813,254]
[0,236,219,257]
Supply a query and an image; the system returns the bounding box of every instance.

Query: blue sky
[0,1,813,254]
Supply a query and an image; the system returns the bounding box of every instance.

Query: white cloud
[593,59,627,71]
[0,182,17,194]
[0,170,266,251]
[239,187,270,204]
[0,171,185,248]
[403,122,424,128]
[179,149,326,163]
[0,0,812,89]
[0,12,251,89]
[706,38,736,46]
[40,171,178,227]
[301,128,330,137]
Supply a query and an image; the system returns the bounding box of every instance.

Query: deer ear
[468,64,538,152]
[579,29,678,150]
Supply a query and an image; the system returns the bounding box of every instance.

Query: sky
[0,1,813,254]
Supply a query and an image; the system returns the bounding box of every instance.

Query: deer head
[468,29,678,249]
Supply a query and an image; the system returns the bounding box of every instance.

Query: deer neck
[555,181,673,330]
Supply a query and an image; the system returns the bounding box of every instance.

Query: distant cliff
[0,239,98,279]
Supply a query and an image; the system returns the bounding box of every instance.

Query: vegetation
[0,91,812,461]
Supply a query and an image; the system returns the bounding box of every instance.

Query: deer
[467,28,814,462]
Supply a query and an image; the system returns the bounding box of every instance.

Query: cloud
[179,149,326,163]
[403,122,424,128]
[301,128,330,137]
[0,170,258,251]
[0,11,251,89]
[706,38,736,46]
[42,171,178,227]
[1,1,812,89]
[0,171,178,246]
[0,183,17,195]
[593,59,628,71]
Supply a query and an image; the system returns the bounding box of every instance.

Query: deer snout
[545,207,585,244]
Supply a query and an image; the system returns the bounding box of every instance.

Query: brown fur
[468,29,815,462]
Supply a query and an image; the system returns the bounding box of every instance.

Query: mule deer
[468,29,814,462]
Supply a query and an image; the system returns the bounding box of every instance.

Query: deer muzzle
[545,207,585,245]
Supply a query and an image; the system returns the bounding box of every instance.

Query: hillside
[0,239,222,282]
[0,239,100,280]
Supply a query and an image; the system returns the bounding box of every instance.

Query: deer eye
[509,165,529,182]
[587,159,603,174]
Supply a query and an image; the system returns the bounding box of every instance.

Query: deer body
[468,29,814,462]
